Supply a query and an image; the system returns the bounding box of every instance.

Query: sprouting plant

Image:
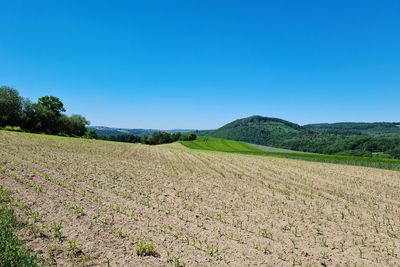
[292,256,302,266]
[42,223,50,231]
[53,222,62,240]
[207,244,219,257]
[67,202,85,216]
[320,237,328,247]
[278,251,287,261]
[386,246,397,257]
[163,208,171,215]
[182,202,193,212]
[68,239,82,255]
[222,255,230,265]
[166,251,186,267]
[176,211,189,222]
[196,219,205,230]
[120,191,131,199]
[33,183,45,193]
[259,228,273,239]
[255,243,271,254]
[114,226,126,238]
[30,211,41,223]
[232,218,243,228]
[136,239,157,257]
[320,251,330,260]
[139,199,151,208]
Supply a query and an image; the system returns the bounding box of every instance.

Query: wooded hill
[201,115,400,159]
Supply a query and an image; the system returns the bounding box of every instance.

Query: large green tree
[65,114,89,136]
[20,98,36,131]
[33,96,66,134]
[0,86,22,126]
[37,96,65,115]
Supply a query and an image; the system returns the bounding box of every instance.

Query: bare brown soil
[1,131,400,266]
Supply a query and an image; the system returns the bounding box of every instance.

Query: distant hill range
[200,115,400,159]
[304,122,400,136]
[90,116,400,159]
[89,126,196,137]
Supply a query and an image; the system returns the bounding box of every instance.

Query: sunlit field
[1,131,400,266]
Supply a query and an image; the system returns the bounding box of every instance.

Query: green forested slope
[201,115,400,159]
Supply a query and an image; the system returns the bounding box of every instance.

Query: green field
[181,136,400,171]
[180,136,264,153]
[249,143,312,153]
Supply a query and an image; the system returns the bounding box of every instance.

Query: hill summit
[202,115,306,145]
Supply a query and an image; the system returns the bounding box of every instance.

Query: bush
[85,130,98,139]
[2,126,23,132]
[388,147,400,159]
[179,133,197,141]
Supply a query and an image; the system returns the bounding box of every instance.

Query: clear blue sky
[1,0,399,129]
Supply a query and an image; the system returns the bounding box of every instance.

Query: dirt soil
[1,131,400,266]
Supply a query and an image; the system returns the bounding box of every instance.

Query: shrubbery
[2,126,23,132]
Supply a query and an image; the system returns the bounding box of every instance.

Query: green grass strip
[181,136,400,171]
[0,186,42,267]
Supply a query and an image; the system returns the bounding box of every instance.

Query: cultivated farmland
[1,131,400,266]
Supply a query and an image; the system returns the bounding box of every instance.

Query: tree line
[280,133,400,159]
[98,131,197,145]
[0,86,90,137]
[0,85,197,145]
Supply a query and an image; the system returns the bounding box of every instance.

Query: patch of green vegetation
[250,143,309,153]
[2,125,23,132]
[272,151,400,170]
[52,222,63,241]
[166,251,186,267]
[0,186,42,266]
[259,228,273,239]
[68,239,82,256]
[136,239,158,257]
[67,202,85,216]
[181,136,264,153]
[181,137,400,171]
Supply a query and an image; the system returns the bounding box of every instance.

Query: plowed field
[1,131,400,266]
